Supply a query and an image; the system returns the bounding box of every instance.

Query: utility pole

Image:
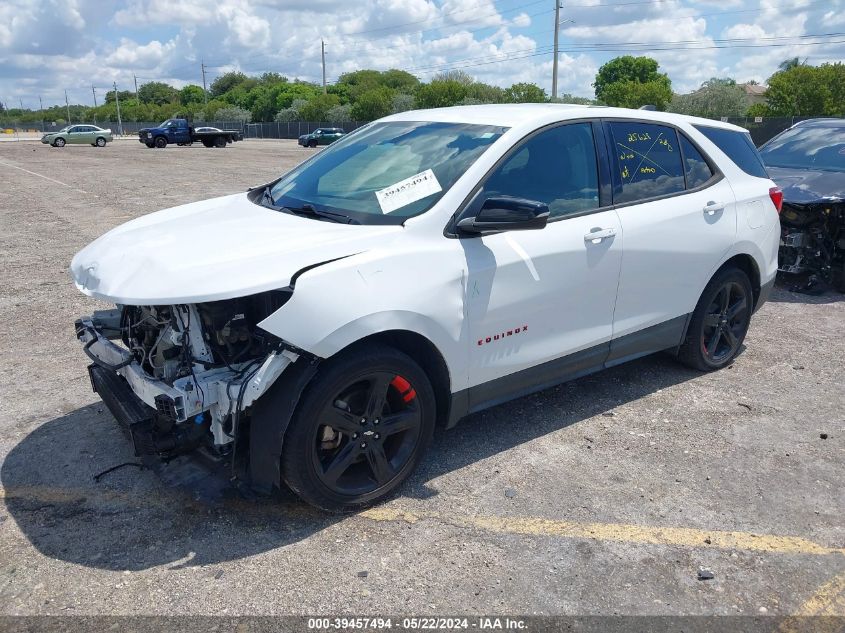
[92,85,98,107]
[113,81,123,136]
[19,98,24,111]
[552,0,561,99]
[201,60,208,106]
[65,89,71,123]
[321,40,327,94]
[39,95,44,131]
[133,73,139,102]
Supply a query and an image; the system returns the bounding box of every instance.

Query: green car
[41,125,113,147]
[297,127,345,148]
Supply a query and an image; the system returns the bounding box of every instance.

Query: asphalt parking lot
[0,138,842,618]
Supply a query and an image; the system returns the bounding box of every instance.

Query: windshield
[58,126,71,133]
[268,121,507,224]
[760,125,845,172]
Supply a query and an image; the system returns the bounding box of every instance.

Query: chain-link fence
[0,115,829,146]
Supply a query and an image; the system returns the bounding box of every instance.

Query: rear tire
[281,343,436,512]
[202,139,214,148]
[95,137,106,147]
[154,136,167,148]
[213,136,227,148]
[677,266,753,371]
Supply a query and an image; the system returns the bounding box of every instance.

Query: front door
[460,121,623,410]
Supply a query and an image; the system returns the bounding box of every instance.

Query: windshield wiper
[282,203,359,225]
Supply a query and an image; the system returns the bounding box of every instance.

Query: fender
[257,242,471,392]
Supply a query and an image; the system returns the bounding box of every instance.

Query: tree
[179,85,206,106]
[275,99,309,122]
[414,80,467,109]
[298,93,341,121]
[593,56,672,109]
[504,82,546,103]
[215,106,252,123]
[326,104,352,123]
[350,86,395,121]
[432,70,474,85]
[778,57,806,72]
[391,93,415,113]
[552,93,596,105]
[210,71,250,97]
[465,82,506,103]
[765,62,845,116]
[138,81,178,105]
[669,78,747,118]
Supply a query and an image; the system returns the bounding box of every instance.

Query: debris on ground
[357,571,369,578]
[504,488,517,499]
[820,433,829,439]
[737,402,752,411]
[697,567,715,581]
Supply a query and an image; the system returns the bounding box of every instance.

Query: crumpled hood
[70,192,401,305]
[766,166,845,204]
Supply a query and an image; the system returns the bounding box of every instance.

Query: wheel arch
[336,329,453,428]
[716,253,762,310]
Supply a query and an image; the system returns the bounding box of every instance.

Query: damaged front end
[75,290,309,479]
[779,200,845,292]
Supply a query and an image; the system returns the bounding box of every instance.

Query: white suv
[72,105,781,511]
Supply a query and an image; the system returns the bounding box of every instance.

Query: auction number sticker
[375,169,442,214]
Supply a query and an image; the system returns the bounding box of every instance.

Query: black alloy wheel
[279,344,435,511]
[678,266,753,371]
[701,281,748,364]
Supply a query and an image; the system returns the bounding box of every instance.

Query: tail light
[769,187,783,214]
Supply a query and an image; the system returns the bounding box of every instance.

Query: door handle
[584,227,617,244]
[703,201,725,216]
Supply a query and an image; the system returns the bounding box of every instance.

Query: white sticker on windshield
[375,169,442,214]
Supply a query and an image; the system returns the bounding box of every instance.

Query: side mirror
[457,196,550,234]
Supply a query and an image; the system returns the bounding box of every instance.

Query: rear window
[608,121,686,204]
[694,125,769,178]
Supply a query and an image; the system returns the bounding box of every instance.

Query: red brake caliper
[390,375,416,403]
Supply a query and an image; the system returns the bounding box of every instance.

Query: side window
[481,123,599,219]
[680,135,714,189]
[693,125,769,178]
[608,122,685,204]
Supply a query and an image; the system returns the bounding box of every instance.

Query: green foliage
[179,85,206,105]
[552,93,597,105]
[326,104,353,123]
[209,71,251,97]
[138,81,179,105]
[414,80,467,109]
[669,77,747,118]
[215,106,252,123]
[350,86,396,120]
[765,62,845,116]
[298,93,340,121]
[594,56,672,109]
[465,82,506,103]
[104,89,133,104]
[504,82,547,103]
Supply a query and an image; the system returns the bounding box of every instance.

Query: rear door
[603,119,737,356]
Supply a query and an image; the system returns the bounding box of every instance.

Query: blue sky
[1,0,843,108]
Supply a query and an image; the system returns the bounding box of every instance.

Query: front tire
[308,139,317,148]
[53,137,65,147]
[678,266,753,371]
[281,343,436,512]
[154,136,167,148]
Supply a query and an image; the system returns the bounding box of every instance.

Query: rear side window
[680,135,714,188]
[608,122,685,204]
[693,125,769,178]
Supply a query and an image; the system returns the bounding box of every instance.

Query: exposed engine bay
[77,289,298,461]
[779,200,845,293]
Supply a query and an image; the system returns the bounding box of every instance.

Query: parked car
[759,118,845,292]
[138,119,242,148]
[41,125,112,147]
[298,127,345,147]
[72,105,780,511]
